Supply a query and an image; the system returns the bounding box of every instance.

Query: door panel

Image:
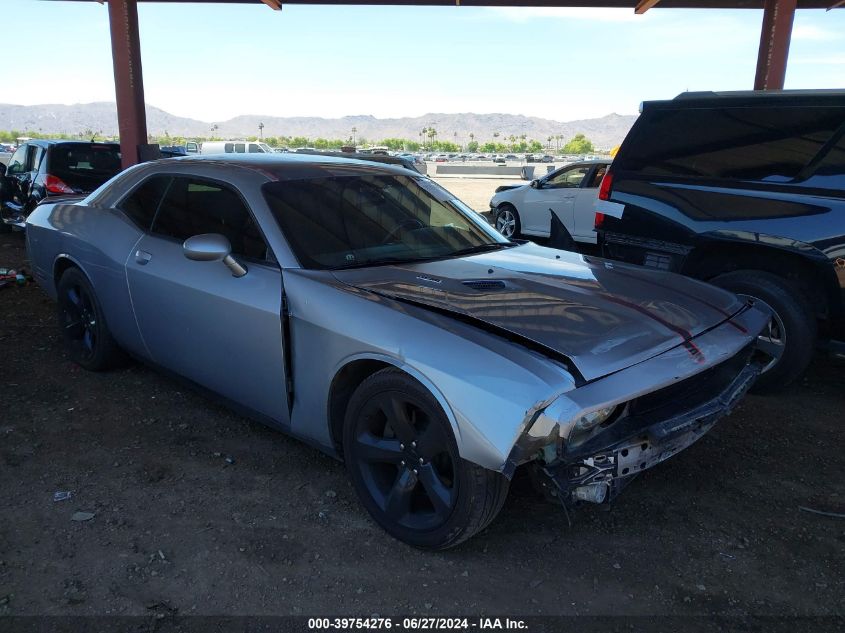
[126,234,289,424]
[573,188,599,243]
[2,146,34,214]
[527,165,591,236]
[520,187,561,234]
[572,164,608,243]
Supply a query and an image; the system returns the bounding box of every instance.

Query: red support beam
[108,0,151,168]
[754,0,797,90]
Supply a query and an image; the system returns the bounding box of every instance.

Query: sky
[2,1,844,124]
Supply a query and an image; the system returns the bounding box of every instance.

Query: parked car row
[487,89,845,393]
[0,141,430,230]
[24,152,768,550]
[424,153,581,164]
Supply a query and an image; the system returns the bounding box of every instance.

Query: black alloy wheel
[350,390,457,531]
[344,368,509,550]
[61,281,98,363]
[57,268,123,371]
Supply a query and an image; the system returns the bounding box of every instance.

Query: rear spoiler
[36,194,86,207]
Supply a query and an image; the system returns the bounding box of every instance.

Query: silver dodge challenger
[26,154,769,549]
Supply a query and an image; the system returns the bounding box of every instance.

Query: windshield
[49,143,122,190]
[263,174,509,270]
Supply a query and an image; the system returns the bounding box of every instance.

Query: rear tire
[57,268,125,371]
[710,270,816,393]
[343,368,509,550]
[494,204,521,239]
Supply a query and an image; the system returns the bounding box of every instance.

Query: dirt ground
[431,176,524,213]
[0,222,843,623]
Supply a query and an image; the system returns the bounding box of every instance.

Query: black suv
[595,90,845,391]
[0,140,122,229]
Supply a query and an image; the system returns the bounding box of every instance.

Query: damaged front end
[544,358,759,508]
[505,315,766,514]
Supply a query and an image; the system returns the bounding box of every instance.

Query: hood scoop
[462,279,507,291]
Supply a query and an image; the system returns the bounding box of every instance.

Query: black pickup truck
[596,90,845,391]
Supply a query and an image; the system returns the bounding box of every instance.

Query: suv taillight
[597,170,614,201]
[45,174,74,194]
[594,212,605,230]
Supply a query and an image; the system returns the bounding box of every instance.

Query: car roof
[20,139,120,148]
[563,159,609,166]
[643,89,845,111]
[156,152,415,179]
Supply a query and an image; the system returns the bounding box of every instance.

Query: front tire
[710,270,816,392]
[343,368,509,550]
[494,204,521,238]
[57,267,124,371]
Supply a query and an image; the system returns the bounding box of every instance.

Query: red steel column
[754,0,797,90]
[108,0,149,168]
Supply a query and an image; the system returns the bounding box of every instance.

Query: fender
[695,229,830,263]
[330,352,464,448]
[51,252,88,297]
[692,230,843,320]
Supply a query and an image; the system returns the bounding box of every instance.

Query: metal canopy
[79,1,842,6]
[88,0,842,167]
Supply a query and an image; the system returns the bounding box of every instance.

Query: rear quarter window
[619,106,845,182]
[119,175,172,230]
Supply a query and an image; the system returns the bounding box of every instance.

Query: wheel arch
[52,254,88,292]
[495,200,517,212]
[682,239,837,322]
[326,353,462,460]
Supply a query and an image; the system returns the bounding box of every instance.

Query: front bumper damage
[541,361,760,506]
[503,301,770,513]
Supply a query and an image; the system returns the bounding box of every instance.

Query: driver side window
[546,165,591,189]
[149,176,269,261]
[6,146,28,175]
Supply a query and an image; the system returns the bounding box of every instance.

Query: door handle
[135,250,152,265]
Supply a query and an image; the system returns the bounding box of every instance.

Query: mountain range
[0,102,638,149]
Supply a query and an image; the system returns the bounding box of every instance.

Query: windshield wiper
[448,242,515,257]
[332,256,431,270]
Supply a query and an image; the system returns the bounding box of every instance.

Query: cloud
[791,24,837,41]
[486,7,638,23]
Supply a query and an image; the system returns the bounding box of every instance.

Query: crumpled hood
[332,243,747,382]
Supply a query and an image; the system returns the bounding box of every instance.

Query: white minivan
[185,141,275,154]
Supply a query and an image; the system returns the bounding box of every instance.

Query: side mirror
[0,163,6,178]
[183,233,247,277]
[530,179,540,189]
